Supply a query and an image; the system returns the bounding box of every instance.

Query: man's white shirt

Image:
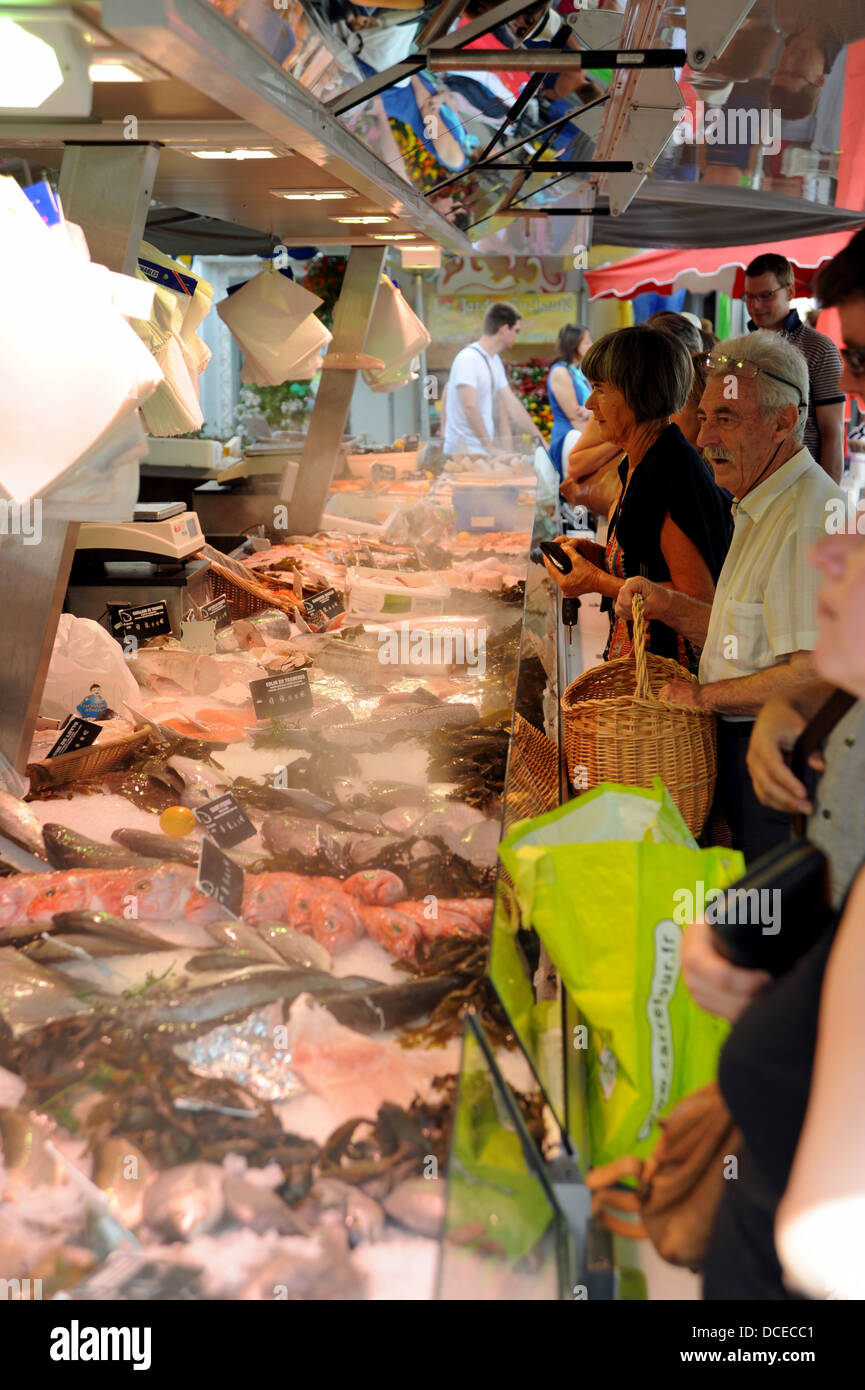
[444,342,508,454]
[699,447,844,710]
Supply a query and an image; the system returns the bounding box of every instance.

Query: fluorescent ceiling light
[0,17,64,108]
[271,188,353,201]
[186,148,277,160]
[332,215,391,225]
[89,62,143,82]
[371,233,418,241]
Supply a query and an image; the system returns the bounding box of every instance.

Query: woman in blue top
[546,324,592,477]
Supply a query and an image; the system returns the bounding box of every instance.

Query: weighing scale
[67,502,210,633]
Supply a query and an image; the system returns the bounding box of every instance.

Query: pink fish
[342,869,406,906]
[357,905,421,959]
[309,891,365,953]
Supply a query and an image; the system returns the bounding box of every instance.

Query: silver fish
[50,910,178,952]
[258,924,332,973]
[116,967,338,1037]
[203,919,285,966]
[0,791,48,860]
[0,949,95,1036]
[167,755,232,808]
[383,1177,446,1238]
[111,828,200,866]
[142,1161,225,1241]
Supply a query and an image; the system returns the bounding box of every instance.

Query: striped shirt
[748,309,844,465]
[699,448,844,696]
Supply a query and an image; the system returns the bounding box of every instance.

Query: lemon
[159,805,197,838]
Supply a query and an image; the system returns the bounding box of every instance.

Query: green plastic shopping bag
[499,779,745,1167]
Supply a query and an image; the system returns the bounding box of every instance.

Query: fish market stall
[0,436,580,1301]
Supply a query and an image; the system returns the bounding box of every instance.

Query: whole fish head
[26,873,91,921]
[95,864,196,922]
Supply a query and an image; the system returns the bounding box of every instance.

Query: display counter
[0,440,588,1302]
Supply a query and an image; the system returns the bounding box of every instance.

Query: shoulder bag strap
[790,687,858,837]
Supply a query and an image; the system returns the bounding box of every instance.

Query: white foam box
[346,565,450,616]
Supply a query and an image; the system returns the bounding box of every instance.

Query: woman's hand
[555,534,606,567]
[746,696,812,815]
[681,918,772,1022]
[542,548,603,597]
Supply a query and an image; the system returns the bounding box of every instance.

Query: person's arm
[693,650,817,716]
[615,575,712,646]
[456,384,494,452]
[746,678,835,814]
[815,401,845,484]
[659,514,717,606]
[567,418,622,481]
[549,364,590,427]
[502,385,542,443]
[776,865,865,1299]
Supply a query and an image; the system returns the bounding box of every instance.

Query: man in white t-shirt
[442,302,543,455]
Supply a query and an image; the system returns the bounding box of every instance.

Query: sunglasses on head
[700,352,807,410]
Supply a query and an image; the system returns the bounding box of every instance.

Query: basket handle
[631,590,654,701]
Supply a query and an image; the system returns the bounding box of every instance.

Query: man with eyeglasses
[743,253,845,482]
[615,330,844,862]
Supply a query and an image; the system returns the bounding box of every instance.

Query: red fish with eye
[397,902,487,940]
[342,869,406,906]
[357,905,421,959]
[309,890,365,953]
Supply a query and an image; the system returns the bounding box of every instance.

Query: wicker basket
[560,592,716,836]
[27,728,151,792]
[504,713,560,831]
[208,561,299,621]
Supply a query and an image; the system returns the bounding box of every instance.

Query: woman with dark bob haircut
[544,324,732,669]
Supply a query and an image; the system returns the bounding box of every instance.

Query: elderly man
[616,330,844,862]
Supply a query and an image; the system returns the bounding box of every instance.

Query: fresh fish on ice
[0,791,48,861]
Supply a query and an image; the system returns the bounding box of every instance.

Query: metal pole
[427,46,687,71]
[414,271,429,442]
[282,247,387,534]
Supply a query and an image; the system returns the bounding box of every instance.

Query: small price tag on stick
[194,792,256,849]
[249,670,313,720]
[199,596,232,632]
[46,717,102,759]
[196,837,244,919]
[300,587,344,632]
[107,601,172,642]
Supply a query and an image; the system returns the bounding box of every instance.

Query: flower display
[507,358,554,436]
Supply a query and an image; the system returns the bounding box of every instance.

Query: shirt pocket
[726,598,770,674]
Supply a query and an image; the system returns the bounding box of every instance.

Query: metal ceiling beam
[485,160,632,172]
[473,20,572,166]
[325,56,426,118]
[428,46,687,70]
[415,0,471,49]
[98,0,469,252]
[425,91,607,196]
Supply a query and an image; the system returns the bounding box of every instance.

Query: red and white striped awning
[584,232,864,303]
